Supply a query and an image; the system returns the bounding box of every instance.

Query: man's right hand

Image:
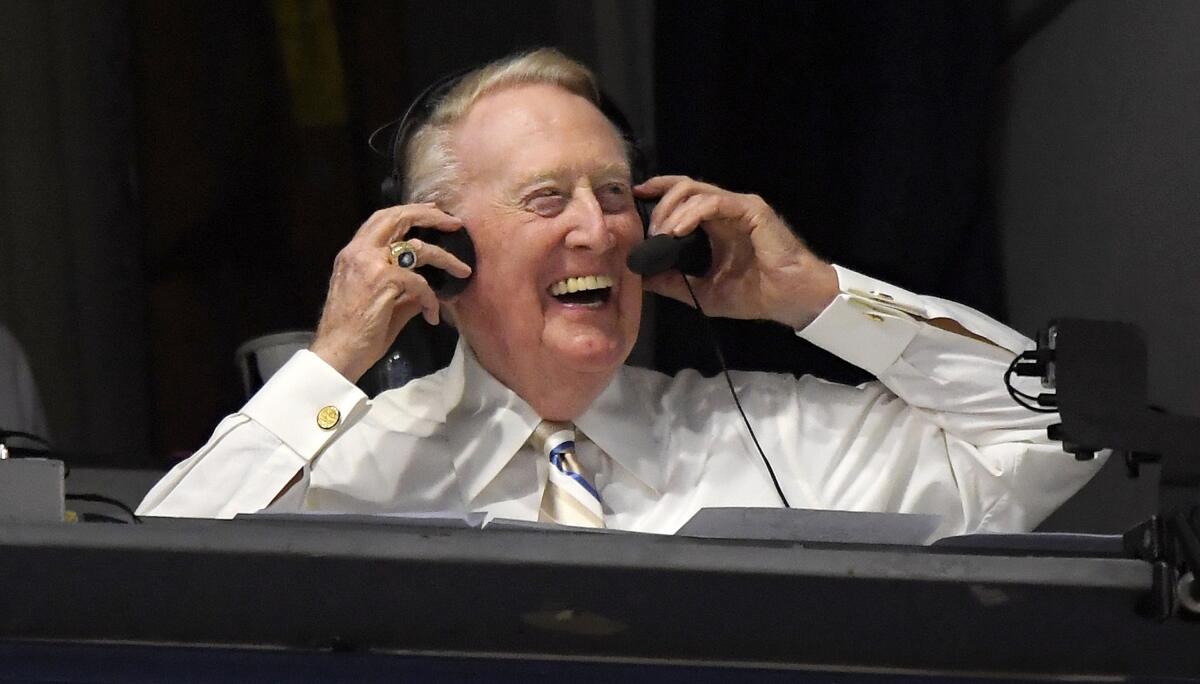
[309,203,472,383]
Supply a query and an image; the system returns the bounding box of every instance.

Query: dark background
[2,0,1197,531]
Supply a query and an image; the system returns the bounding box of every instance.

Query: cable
[0,445,71,477]
[0,429,51,448]
[1003,352,1058,414]
[681,274,791,508]
[80,512,131,524]
[65,493,141,524]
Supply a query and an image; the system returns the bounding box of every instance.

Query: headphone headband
[369,68,471,206]
[371,65,650,211]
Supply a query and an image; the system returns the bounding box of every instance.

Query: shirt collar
[575,368,664,495]
[442,339,664,507]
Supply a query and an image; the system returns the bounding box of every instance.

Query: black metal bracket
[1122,507,1200,621]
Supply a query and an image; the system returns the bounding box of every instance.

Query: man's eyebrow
[591,163,633,182]
[515,171,561,189]
[510,163,633,192]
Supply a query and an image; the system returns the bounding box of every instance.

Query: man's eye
[528,192,567,216]
[597,183,632,213]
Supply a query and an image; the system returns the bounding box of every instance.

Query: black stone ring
[389,240,418,269]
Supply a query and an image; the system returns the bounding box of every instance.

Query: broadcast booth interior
[1,1,1199,681]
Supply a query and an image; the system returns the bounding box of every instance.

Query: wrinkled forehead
[451,84,632,190]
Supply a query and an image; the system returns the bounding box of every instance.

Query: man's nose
[563,188,616,252]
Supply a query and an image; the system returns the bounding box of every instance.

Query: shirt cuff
[795,265,929,376]
[241,349,368,461]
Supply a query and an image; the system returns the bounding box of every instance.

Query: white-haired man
[138,49,1102,535]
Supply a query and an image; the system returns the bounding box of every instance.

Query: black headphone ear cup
[636,197,653,234]
[381,173,402,207]
[407,226,476,298]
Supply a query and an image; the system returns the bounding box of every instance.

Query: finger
[635,174,721,198]
[388,207,463,244]
[345,279,412,351]
[379,269,441,326]
[400,239,472,278]
[356,203,463,246]
[647,178,724,236]
[385,300,414,341]
[633,175,689,198]
[645,178,702,235]
[659,193,722,237]
[415,220,471,234]
[409,275,441,325]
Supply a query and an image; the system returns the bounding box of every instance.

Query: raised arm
[635,175,1102,532]
[138,203,470,518]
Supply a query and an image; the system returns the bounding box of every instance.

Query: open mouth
[549,275,613,307]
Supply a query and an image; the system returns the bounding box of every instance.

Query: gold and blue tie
[533,421,604,528]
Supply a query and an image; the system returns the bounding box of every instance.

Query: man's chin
[543,331,632,374]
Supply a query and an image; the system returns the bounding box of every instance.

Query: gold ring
[389,240,417,269]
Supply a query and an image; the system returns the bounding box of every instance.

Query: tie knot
[532,420,575,459]
[533,419,604,528]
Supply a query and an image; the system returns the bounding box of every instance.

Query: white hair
[403,48,603,209]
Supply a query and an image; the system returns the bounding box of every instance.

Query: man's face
[445,83,643,396]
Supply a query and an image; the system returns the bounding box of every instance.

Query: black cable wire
[0,445,71,477]
[1004,354,1043,410]
[681,274,791,508]
[1003,353,1058,414]
[1004,354,1045,403]
[80,512,130,524]
[65,493,141,524]
[0,429,51,447]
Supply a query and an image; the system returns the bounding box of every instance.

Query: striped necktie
[533,421,605,528]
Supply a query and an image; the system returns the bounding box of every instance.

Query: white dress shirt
[137,266,1104,537]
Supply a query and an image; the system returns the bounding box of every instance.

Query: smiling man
[138,49,1102,535]
[444,83,646,422]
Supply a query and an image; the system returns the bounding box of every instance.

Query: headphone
[367,66,708,293]
[368,65,778,506]
[369,69,469,207]
[367,69,654,230]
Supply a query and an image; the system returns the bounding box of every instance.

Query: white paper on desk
[676,507,943,546]
[239,510,489,528]
[485,517,626,534]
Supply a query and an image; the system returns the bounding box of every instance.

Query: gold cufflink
[316,405,340,430]
[866,313,885,323]
[848,288,924,318]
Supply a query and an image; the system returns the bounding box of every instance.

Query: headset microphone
[626,229,712,277]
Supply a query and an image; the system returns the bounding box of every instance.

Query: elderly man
[138,49,1101,535]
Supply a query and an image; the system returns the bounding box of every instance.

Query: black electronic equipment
[404,225,476,298]
[1008,318,1200,620]
[1010,319,1200,483]
[626,229,712,278]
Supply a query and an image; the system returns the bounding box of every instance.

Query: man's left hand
[634,176,839,330]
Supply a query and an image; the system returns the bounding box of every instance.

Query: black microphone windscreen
[627,230,712,277]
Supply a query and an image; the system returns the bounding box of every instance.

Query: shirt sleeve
[136,350,368,519]
[790,265,1104,533]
